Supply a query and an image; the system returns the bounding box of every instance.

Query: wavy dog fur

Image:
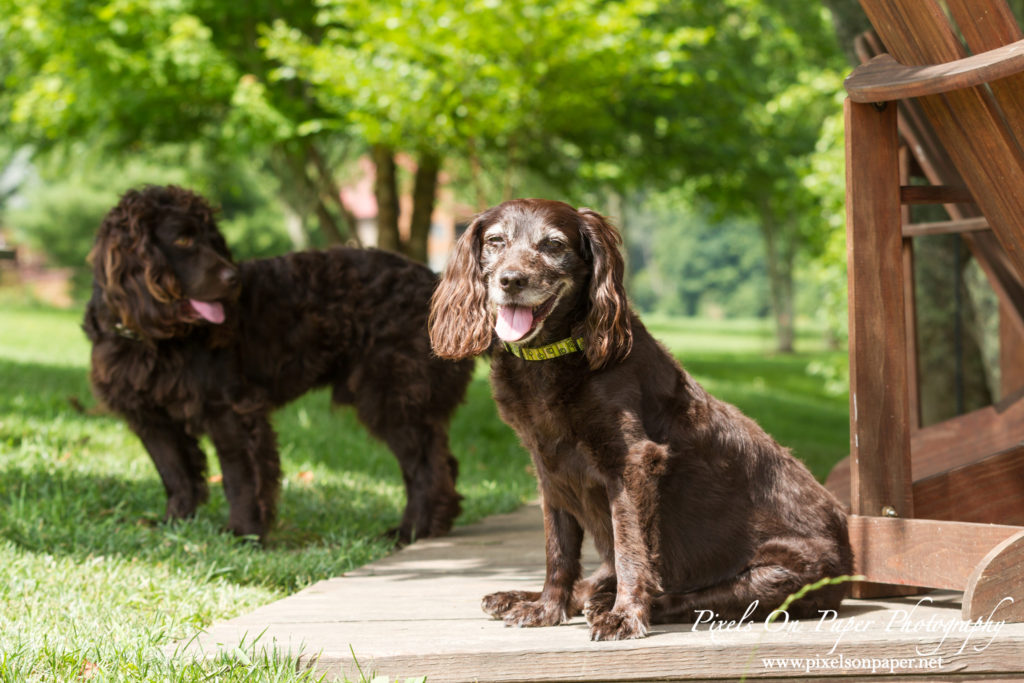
[430,198,852,640]
[85,185,473,543]
[430,201,631,369]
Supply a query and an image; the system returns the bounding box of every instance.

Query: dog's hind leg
[347,350,467,544]
[205,411,281,541]
[651,537,849,624]
[129,412,208,521]
[378,421,462,544]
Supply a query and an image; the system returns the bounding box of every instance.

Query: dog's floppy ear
[429,215,493,359]
[577,208,632,369]
[89,189,183,339]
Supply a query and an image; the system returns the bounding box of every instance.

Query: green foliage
[1,0,237,148]
[1,0,852,346]
[7,181,114,270]
[261,0,691,193]
[6,150,294,301]
[629,196,769,318]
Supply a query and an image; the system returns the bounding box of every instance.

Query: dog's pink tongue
[495,305,534,342]
[189,300,225,324]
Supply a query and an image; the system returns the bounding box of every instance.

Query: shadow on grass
[0,461,406,591]
[0,356,532,592]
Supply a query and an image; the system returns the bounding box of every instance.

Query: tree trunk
[268,143,322,247]
[762,213,796,353]
[307,141,362,246]
[468,138,488,211]
[373,144,401,252]
[406,152,440,264]
[313,198,347,246]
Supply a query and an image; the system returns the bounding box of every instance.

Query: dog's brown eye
[173,236,194,248]
[539,238,565,252]
[485,235,506,248]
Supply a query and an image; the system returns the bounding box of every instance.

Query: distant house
[0,231,74,307]
[339,154,475,272]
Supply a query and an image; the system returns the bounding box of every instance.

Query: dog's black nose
[220,267,239,287]
[499,270,528,292]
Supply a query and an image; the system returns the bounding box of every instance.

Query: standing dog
[84,185,472,543]
[429,199,851,640]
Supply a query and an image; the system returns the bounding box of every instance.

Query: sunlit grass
[0,305,849,681]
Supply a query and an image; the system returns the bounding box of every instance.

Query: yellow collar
[503,336,585,361]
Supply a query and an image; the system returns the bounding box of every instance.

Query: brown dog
[429,198,851,640]
[84,185,472,543]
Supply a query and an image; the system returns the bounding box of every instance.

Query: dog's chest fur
[491,354,613,521]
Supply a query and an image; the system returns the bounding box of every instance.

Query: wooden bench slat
[845,45,1024,104]
[849,515,1021,590]
[860,0,1024,283]
[902,216,989,237]
[914,444,1024,525]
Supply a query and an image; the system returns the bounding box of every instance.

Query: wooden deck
[185,502,1024,682]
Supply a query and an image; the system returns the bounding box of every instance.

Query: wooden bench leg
[963,530,1024,621]
[845,97,919,598]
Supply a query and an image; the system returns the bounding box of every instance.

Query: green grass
[0,306,849,681]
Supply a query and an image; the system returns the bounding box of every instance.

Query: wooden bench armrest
[846,39,1024,103]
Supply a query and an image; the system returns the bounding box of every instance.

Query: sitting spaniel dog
[429,199,852,640]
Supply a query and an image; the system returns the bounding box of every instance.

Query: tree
[628,194,769,318]
[655,5,847,356]
[0,0,358,248]
[262,0,704,258]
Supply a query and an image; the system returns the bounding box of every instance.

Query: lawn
[0,305,849,682]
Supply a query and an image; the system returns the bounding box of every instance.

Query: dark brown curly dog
[84,184,472,544]
[429,198,852,640]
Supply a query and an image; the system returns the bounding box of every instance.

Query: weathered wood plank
[946,0,1023,51]
[910,393,1024,475]
[849,516,1022,590]
[1001,298,1024,396]
[183,503,1024,682]
[853,20,1024,339]
[900,185,974,205]
[845,44,1024,104]
[964,530,1024,621]
[899,148,922,432]
[826,395,1024,507]
[862,0,1024,283]
[912,445,1024,525]
[902,216,989,237]
[946,0,1024,145]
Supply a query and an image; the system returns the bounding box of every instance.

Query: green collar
[503,336,585,361]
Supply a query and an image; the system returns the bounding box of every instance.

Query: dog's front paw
[502,599,567,628]
[588,606,649,641]
[583,591,616,624]
[482,590,541,619]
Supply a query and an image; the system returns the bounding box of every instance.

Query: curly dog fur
[84,184,472,543]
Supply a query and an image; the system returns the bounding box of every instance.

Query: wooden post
[899,146,922,430]
[846,98,914,519]
[846,98,918,598]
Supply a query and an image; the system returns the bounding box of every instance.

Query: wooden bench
[830,0,1024,620]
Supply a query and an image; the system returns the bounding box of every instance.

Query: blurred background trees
[0,0,851,352]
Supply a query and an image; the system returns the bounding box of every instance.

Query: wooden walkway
[186,503,1024,682]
